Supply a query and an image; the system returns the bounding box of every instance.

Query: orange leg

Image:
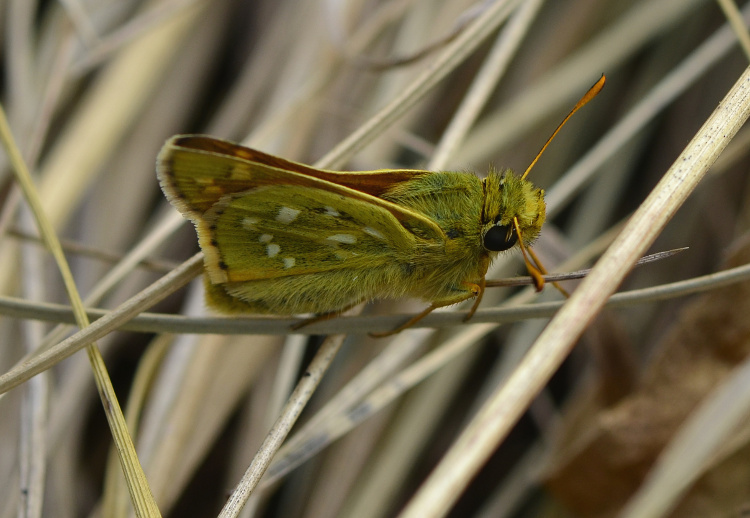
[463,277,486,323]
[464,254,490,322]
[369,304,440,338]
[371,282,481,338]
[290,302,361,331]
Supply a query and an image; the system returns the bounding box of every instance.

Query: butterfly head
[481,168,546,254]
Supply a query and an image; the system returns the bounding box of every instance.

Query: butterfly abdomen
[210,261,421,314]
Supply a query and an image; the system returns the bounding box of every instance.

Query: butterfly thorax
[378,171,487,296]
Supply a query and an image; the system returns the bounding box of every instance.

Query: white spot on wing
[363,227,385,240]
[266,244,281,257]
[283,257,296,269]
[242,217,260,230]
[259,234,273,243]
[324,206,340,217]
[326,234,357,244]
[276,207,300,224]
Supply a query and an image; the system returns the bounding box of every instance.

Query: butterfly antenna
[521,74,606,180]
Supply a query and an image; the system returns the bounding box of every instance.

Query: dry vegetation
[2,0,750,517]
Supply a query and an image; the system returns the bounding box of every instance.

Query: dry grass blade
[317,0,522,168]
[0,105,160,515]
[0,254,202,396]
[716,0,750,58]
[429,0,545,170]
[9,246,750,339]
[218,335,345,518]
[484,248,688,287]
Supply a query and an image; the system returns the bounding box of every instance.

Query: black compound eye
[483,224,517,251]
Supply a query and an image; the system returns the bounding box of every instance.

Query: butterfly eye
[483,224,517,251]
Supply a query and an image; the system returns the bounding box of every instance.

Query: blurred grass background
[1,0,750,517]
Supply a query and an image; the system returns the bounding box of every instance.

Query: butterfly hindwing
[199,184,417,284]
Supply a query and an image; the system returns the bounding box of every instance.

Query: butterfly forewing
[157,136,447,241]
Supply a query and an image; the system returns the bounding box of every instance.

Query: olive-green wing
[198,184,418,284]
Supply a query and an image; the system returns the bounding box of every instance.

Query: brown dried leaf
[544,234,750,517]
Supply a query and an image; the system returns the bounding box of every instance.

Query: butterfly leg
[290,302,362,331]
[464,255,490,322]
[464,277,486,322]
[371,282,481,338]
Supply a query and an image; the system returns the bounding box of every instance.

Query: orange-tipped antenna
[521,74,606,180]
